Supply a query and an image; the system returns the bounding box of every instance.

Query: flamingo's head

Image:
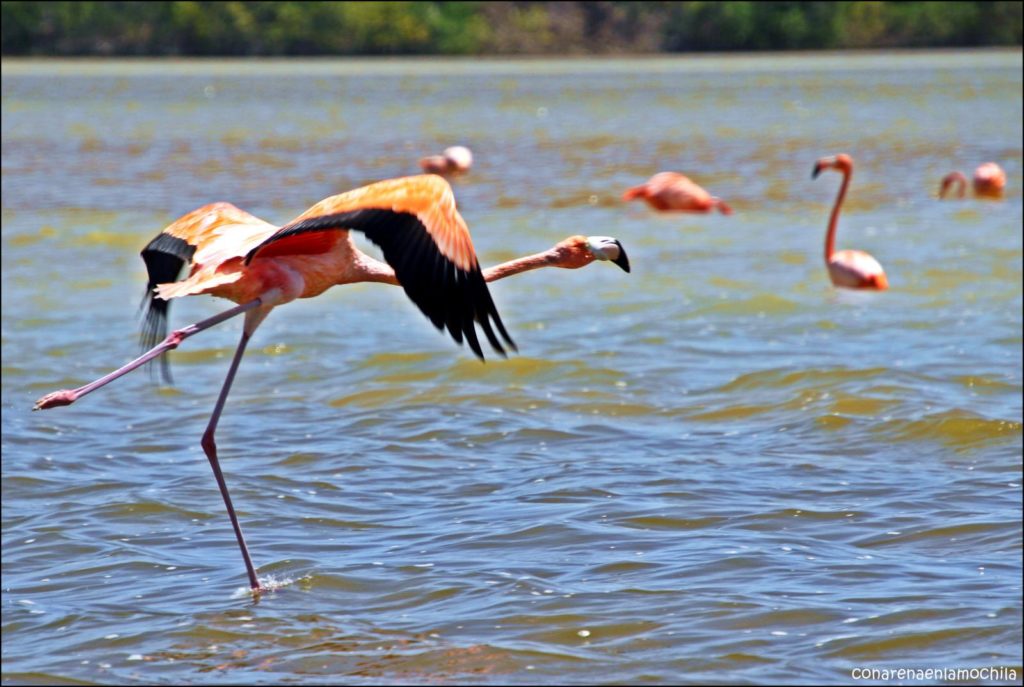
[550,235,630,273]
[812,153,853,179]
[585,235,631,273]
[419,155,451,175]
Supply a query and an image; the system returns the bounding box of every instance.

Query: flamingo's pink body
[622,172,733,215]
[826,249,888,290]
[812,154,888,291]
[972,162,1006,198]
[940,163,1006,199]
[33,174,629,593]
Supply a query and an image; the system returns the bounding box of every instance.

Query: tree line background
[2,1,1022,56]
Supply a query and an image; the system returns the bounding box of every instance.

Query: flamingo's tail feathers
[622,186,646,202]
[139,233,196,384]
[716,199,734,215]
[139,291,173,383]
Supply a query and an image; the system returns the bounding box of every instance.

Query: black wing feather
[245,209,515,359]
[139,233,196,382]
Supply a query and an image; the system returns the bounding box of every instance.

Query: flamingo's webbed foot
[33,389,79,411]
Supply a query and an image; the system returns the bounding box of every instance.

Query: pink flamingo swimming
[812,154,888,291]
[622,172,733,215]
[419,145,474,176]
[940,162,1006,199]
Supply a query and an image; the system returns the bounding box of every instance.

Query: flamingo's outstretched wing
[140,203,278,378]
[246,175,516,359]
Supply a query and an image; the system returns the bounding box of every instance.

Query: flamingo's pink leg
[33,298,261,411]
[200,327,262,592]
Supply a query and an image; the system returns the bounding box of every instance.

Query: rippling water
[2,52,1022,685]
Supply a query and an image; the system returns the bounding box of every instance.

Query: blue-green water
[2,52,1022,685]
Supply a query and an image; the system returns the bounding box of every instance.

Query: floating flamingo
[940,162,1006,199]
[812,154,888,291]
[33,174,630,592]
[622,172,733,215]
[419,145,474,176]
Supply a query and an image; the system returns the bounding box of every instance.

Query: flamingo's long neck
[349,245,559,285]
[825,167,850,263]
[953,172,967,198]
[482,250,557,282]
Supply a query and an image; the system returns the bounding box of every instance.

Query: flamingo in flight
[812,154,888,291]
[622,172,733,215]
[419,145,474,176]
[939,162,1006,199]
[33,174,630,593]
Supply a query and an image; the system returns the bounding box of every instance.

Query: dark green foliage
[2,1,1020,56]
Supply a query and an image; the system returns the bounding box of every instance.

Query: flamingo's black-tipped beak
[612,240,631,273]
[812,162,824,179]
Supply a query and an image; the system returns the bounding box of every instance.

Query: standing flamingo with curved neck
[940,163,1006,199]
[812,154,888,291]
[33,174,629,593]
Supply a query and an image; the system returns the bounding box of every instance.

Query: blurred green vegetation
[2,1,1021,56]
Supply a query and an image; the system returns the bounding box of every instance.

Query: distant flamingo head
[622,185,647,202]
[554,235,631,273]
[713,197,734,215]
[812,153,853,179]
[419,155,451,175]
[939,171,968,199]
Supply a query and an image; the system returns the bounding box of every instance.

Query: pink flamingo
[940,162,1007,199]
[812,154,888,291]
[622,172,733,215]
[33,174,629,593]
[419,145,473,176]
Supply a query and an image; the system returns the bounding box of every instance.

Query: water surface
[2,51,1022,685]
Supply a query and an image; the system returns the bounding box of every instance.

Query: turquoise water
[2,52,1022,684]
